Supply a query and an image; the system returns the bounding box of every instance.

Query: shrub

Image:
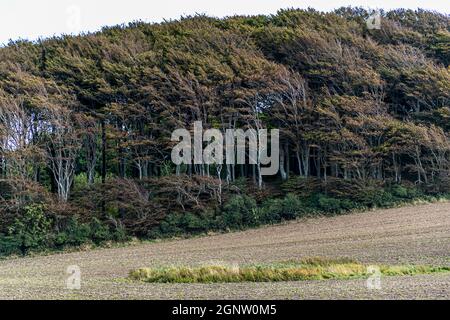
[54,216,91,247]
[146,209,215,238]
[222,195,259,228]
[357,189,395,208]
[316,195,357,213]
[54,216,128,247]
[166,212,212,235]
[158,213,184,236]
[111,224,129,242]
[389,184,421,199]
[146,228,163,239]
[180,212,212,234]
[0,179,55,235]
[259,199,283,224]
[89,218,112,244]
[279,193,305,219]
[229,177,248,193]
[8,204,52,254]
[259,194,305,223]
[390,185,409,198]
[0,202,128,256]
[0,234,22,256]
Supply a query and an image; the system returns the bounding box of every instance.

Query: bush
[222,195,259,229]
[111,224,129,242]
[316,195,357,213]
[230,177,248,192]
[8,204,52,254]
[149,210,215,238]
[89,218,113,244]
[260,194,305,223]
[279,194,305,219]
[179,212,212,234]
[54,216,91,247]
[158,214,184,236]
[389,184,421,199]
[0,234,22,256]
[317,195,342,213]
[259,199,283,224]
[357,189,395,208]
[56,217,128,247]
[0,202,129,256]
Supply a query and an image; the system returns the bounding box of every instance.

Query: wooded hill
[0,8,449,252]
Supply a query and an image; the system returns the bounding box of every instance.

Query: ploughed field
[0,202,449,299]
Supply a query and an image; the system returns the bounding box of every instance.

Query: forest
[0,8,449,255]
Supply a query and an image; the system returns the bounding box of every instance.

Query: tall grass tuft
[129,258,450,283]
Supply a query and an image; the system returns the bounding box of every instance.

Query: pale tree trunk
[47,107,81,202]
[279,146,287,181]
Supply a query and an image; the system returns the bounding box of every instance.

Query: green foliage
[0,234,22,256]
[316,195,356,214]
[7,204,52,254]
[389,184,422,199]
[54,216,91,247]
[73,172,103,190]
[160,161,175,176]
[230,177,249,193]
[260,194,306,223]
[149,193,306,238]
[148,210,215,238]
[259,199,283,224]
[111,224,129,242]
[54,216,129,247]
[54,217,127,247]
[179,212,212,233]
[355,189,395,208]
[222,195,259,229]
[0,206,128,257]
[89,218,112,243]
[280,193,305,219]
[1,9,450,257]
[158,214,184,236]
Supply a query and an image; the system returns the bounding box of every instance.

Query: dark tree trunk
[101,120,106,184]
[101,120,106,216]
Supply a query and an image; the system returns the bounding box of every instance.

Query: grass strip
[129,257,450,283]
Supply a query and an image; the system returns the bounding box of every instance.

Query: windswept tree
[0,8,449,238]
[44,102,82,202]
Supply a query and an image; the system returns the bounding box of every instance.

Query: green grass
[129,257,450,283]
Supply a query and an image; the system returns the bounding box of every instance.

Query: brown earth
[0,202,449,299]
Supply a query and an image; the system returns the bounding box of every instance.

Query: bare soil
[0,202,449,299]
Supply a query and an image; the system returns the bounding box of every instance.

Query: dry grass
[129,257,450,284]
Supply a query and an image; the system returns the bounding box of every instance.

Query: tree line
[0,8,449,247]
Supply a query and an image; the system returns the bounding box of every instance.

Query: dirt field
[0,202,449,299]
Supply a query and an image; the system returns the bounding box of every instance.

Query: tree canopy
[0,7,449,241]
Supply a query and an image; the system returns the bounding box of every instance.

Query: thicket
[1,8,449,256]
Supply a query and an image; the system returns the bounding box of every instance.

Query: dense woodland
[0,8,449,254]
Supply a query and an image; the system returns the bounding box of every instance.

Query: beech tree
[0,8,449,233]
[45,104,81,202]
